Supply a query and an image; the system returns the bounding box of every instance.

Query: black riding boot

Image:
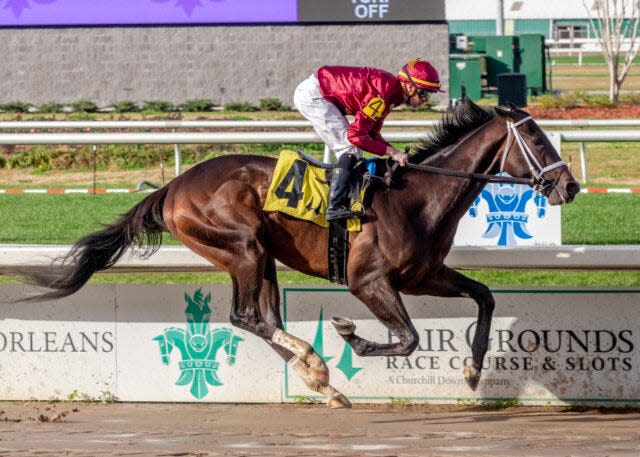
[326,154,359,221]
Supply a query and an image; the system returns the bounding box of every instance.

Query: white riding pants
[293,73,362,161]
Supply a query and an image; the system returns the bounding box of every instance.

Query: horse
[7,99,580,408]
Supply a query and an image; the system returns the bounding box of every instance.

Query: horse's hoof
[463,364,480,391]
[331,317,355,336]
[327,394,352,409]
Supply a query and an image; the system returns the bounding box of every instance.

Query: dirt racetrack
[0,402,639,456]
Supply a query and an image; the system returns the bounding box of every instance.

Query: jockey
[294,58,442,221]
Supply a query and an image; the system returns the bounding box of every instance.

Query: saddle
[263,150,388,228]
[264,149,399,285]
[295,150,381,214]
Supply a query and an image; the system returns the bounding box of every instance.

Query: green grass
[494,398,522,409]
[0,194,148,244]
[1,269,630,287]
[562,142,640,186]
[562,193,640,244]
[462,269,640,287]
[0,193,636,245]
[550,54,640,66]
[0,193,638,287]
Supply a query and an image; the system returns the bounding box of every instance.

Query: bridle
[405,115,568,194]
[500,116,567,193]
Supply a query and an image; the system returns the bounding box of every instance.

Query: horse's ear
[494,106,512,119]
[507,102,529,115]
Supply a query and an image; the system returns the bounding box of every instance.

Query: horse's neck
[428,119,505,175]
[420,119,506,227]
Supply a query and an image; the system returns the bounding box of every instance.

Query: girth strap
[327,220,349,285]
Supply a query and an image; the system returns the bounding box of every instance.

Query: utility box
[449,54,483,101]
[497,73,527,107]
[485,35,520,87]
[449,34,471,53]
[469,35,487,54]
[518,33,547,95]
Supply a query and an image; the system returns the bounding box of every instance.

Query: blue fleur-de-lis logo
[468,174,547,246]
[153,288,244,399]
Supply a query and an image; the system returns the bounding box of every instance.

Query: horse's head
[494,105,580,205]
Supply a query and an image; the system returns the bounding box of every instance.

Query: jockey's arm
[347,112,388,156]
[347,114,407,166]
[369,119,390,147]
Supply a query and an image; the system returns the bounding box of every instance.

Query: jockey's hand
[387,146,408,167]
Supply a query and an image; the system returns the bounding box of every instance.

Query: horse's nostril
[566,181,581,198]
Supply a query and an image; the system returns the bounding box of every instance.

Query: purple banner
[0,0,298,26]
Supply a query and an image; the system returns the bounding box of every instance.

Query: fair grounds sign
[0,285,638,405]
[283,288,640,404]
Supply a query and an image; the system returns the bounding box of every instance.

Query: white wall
[1,284,639,405]
[446,0,597,20]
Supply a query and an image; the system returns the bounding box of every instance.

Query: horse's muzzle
[548,178,580,205]
[564,180,581,202]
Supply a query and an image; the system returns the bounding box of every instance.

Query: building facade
[447,0,633,39]
[0,1,448,107]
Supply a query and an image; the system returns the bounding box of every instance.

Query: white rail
[0,245,638,272]
[0,128,636,183]
[0,130,639,144]
[1,119,640,129]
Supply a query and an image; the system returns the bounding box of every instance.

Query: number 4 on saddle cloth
[263,149,379,285]
[263,149,377,232]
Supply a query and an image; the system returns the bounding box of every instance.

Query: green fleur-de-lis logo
[153,288,244,399]
[313,308,363,381]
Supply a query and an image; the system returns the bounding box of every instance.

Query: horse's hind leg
[258,256,292,359]
[258,256,351,408]
[404,265,495,391]
[171,208,349,408]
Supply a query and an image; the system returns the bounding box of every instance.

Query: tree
[584,0,640,102]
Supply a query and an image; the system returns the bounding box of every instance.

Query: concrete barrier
[1,244,639,272]
[1,284,639,405]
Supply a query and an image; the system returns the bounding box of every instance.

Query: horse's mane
[409,98,496,164]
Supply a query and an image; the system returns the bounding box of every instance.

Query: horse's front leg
[332,277,419,357]
[404,264,495,391]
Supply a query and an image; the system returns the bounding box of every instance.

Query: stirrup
[326,206,360,221]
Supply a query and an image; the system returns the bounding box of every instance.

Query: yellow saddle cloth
[263,150,363,232]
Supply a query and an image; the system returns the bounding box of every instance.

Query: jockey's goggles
[415,87,432,101]
[402,65,432,101]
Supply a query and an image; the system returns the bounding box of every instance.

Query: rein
[405,162,534,185]
[400,115,566,189]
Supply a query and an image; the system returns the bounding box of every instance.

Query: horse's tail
[16,186,169,302]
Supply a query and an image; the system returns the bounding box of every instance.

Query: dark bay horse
[9,99,580,408]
